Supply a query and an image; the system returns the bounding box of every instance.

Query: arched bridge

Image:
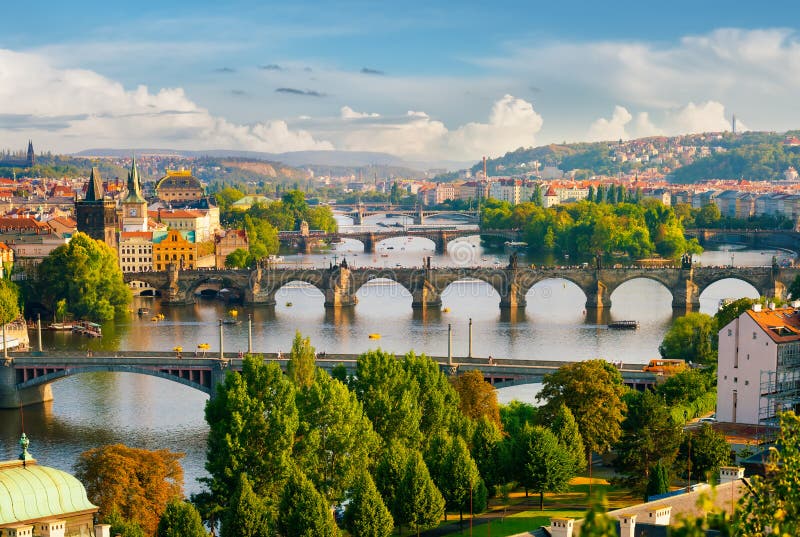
[335,205,480,225]
[124,262,798,312]
[686,228,800,252]
[0,351,658,408]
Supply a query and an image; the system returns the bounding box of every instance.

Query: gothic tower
[26,140,34,167]
[76,167,118,248]
[121,156,148,232]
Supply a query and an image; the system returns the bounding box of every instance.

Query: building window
[753,332,757,339]
[728,329,732,336]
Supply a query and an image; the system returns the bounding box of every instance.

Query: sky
[3,1,800,164]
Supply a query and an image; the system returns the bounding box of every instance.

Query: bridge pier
[585,280,611,311]
[0,363,53,408]
[763,281,787,303]
[433,233,447,254]
[411,284,442,310]
[363,233,375,254]
[324,266,359,308]
[672,277,700,312]
[499,281,527,310]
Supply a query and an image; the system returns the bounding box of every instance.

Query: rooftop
[745,305,800,343]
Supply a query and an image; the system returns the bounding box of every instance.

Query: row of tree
[482,198,702,260]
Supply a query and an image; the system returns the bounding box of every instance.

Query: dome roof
[155,170,203,191]
[0,460,97,525]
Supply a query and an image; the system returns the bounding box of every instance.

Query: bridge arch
[16,365,213,396]
[697,277,761,308]
[127,280,161,297]
[439,276,504,305]
[268,279,326,306]
[524,278,588,317]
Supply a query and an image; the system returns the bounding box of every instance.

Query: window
[728,329,733,336]
[753,332,757,339]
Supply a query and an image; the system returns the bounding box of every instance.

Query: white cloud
[666,101,745,134]
[587,106,633,141]
[0,48,333,153]
[340,106,380,119]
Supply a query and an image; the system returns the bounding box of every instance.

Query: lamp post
[468,318,473,358]
[218,319,224,360]
[248,314,252,354]
[448,324,452,365]
[37,313,42,352]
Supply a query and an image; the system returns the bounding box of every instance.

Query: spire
[85,167,104,202]
[124,155,146,204]
[26,140,34,166]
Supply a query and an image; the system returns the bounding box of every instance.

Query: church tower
[26,140,34,167]
[76,167,118,248]
[121,156,148,232]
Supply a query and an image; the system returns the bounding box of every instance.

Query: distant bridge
[0,351,658,408]
[124,261,795,312]
[277,228,520,254]
[686,228,800,253]
[330,204,480,226]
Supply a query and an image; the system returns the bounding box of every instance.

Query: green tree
[403,352,462,443]
[397,451,445,535]
[432,436,481,522]
[204,356,298,505]
[694,203,721,228]
[353,350,422,449]
[294,368,379,503]
[789,275,800,300]
[735,412,800,536]
[287,331,316,389]
[103,510,146,537]
[277,468,339,537]
[0,280,20,358]
[538,360,627,459]
[580,499,618,537]
[225,248,251,269]
[75,444,184,536]
[344,470,394,537]
[282,190,309,224]
[156,500,207,537]
[659,313,716,364]
[221,474,273,537]
[451,369,501,428]
[550,404,586,472]
[613,390,682,499]
[499,400,537,438]
[714,297,756,331]
[307,205,338,233]
[656,368,716,406]
[677,424,731,482]
[645,460,670,499]
[36,232,131,321]
[517,425,575,509]
[374,440,409,524]
[471,416,504,489]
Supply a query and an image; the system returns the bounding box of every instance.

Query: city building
[118,231,154,273]
[215,229,248,268]
[717,302,800,425]
[75,168,117,249]
[543,185,559,208]
[0,141,34,168]
[152,230,197,271]
[120,157,148,232]
[155,169,204,203]
[155,209,214,242]
[0,434,110,536]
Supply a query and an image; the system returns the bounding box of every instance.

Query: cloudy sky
[2,0,800,163]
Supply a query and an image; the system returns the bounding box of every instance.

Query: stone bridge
[124,261,799,311]
[0,351,658,408]
[337,205,480,225]
[686,228,800,253]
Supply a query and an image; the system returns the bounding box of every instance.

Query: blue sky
[2,1,800,163]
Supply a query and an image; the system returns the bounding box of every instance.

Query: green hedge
[670,390,717,424]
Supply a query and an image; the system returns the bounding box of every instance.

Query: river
[0,214,793,496]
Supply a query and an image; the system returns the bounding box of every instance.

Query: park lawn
[442,509,586,537]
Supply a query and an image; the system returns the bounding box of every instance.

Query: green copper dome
[0,460,97,525]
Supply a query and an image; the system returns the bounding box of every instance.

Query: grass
[442,509,586,537]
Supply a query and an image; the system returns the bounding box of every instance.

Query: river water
[0,214,793,496]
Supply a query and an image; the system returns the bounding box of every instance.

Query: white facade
[118,233,154,273]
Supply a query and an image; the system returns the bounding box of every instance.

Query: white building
[118,231,154,273]
[717,303,800,425]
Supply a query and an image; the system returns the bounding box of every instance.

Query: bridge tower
[672,254,700,312]
[324,263,358,307]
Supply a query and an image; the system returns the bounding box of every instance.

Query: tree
[538,360,627,458]
[353,350,422,449]
[294,368,379,503]
[517,425,575,509]
[694,203,721,228]
[221,474,273,537]
[659,313,716,364]
[790,275,800,300]
[397,451,445,535]
[204,356,298,505]
[451,370,501,428]
[427,435,480,522]
[580,499,618,537]
[499,400,537,437]
[287,331,316,389]
[35,232,131,321]
[613,390,682,499]
[656,368,715,406]
[550,404,586,472]
[645,460,670,499]
[103,510,146,537]
[471,416,504,489]
[75,444,184,536]
[735,412,800,536]
[714,297,757,332]
[156,500,207,537]
[374,440,410,524]
[677,424,731,482]
[344,470,394,537]
[225,248,251,269]
[277,468,339,537]
[403,352,462,443]
[0,280,20,358]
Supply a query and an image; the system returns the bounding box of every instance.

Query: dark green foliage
[156,500,207,537]
[499,400,537,438]
[344,470,394,537]
[403,352,462,443]
[471,417,504,489]
[714,297,757,332]
[472,479,488,514]
[34,232,131,321]
[330,362,349,384]
[550,404,586,472]
[614,390,682,499]
[374,440,409,523]
[103,510,146,537]
[516,425,575,509]
[426,435,480,520]
[790,275,800,301]
[656,368,716,406]
[221,474,273,537]
[277,469,339,537]
[659,312,716,364]
[397,451,445,533]
[677,425,731,482]
[353,350,422,449]
[645,460,670,499]
[204,356,298,504]
[0,280,20,325]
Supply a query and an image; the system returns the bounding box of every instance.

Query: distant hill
[74,148,470,172]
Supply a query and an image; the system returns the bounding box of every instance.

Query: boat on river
[608,320,639,330]
[48,322,75,331]
[73,321,102,338]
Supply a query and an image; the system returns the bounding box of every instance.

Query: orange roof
[48,216,76,227]
[120,231,154,239]
[545,186,557,196]
[746,306,800,343]
[158,210,204,219]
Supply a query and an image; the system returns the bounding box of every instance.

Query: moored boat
[608,320,639,330]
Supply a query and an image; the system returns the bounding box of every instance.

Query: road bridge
[686,228,800,253]
[0,351,658,408]
[332,204,480,225]
[124,259,796,312]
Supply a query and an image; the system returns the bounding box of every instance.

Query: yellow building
[155,170,204,203]
[152,230,197,271]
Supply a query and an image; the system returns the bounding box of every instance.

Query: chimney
[752,303,762,312]
[792,300,800,309]
[769,302,776,310]
[719,466,745,484]
[94,524,111,537]
[549,517,574,537]
[646,506,672,526]
[618,513,637,537]
[40,521,66,537]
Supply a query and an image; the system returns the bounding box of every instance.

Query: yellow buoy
[442,307,451,313]
[151,316,159,322]
[369,333,381,339]
[286,302,293,307]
